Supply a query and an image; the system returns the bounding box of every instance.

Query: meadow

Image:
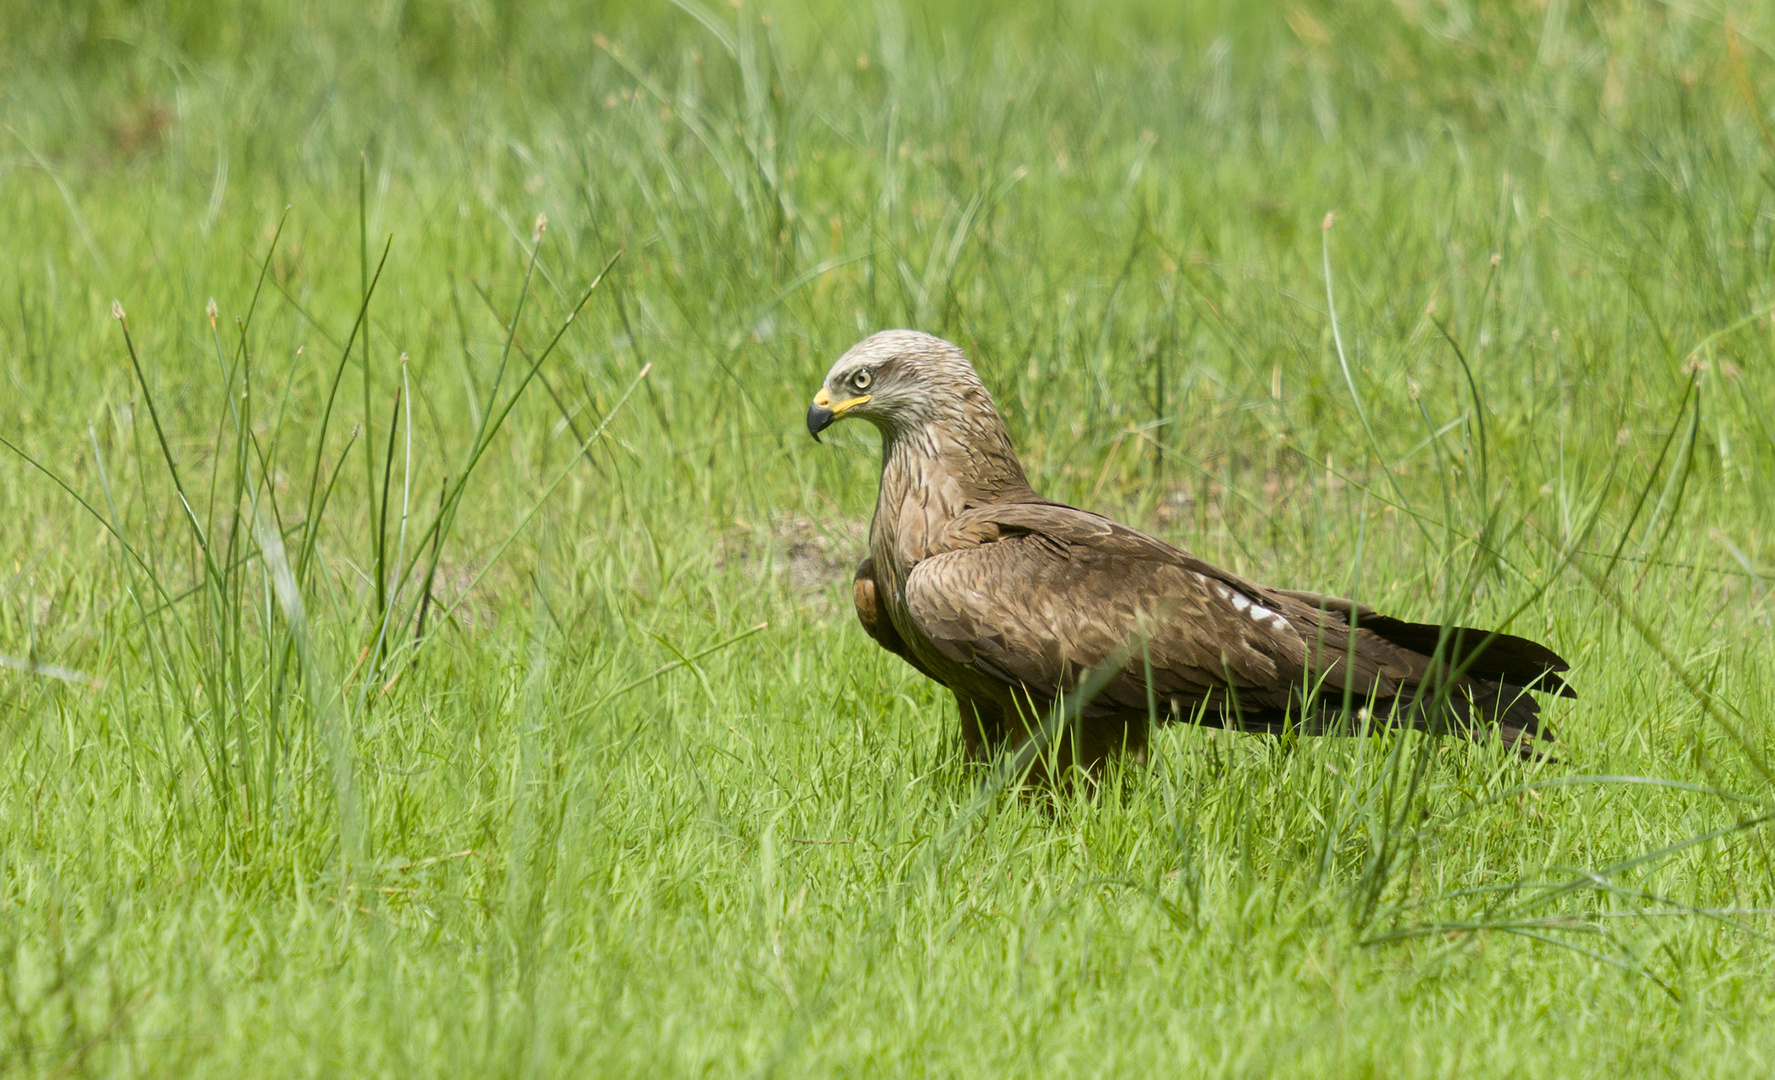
[2,0,1775,1074]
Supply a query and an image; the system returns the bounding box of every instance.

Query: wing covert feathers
[888,501,1567,743]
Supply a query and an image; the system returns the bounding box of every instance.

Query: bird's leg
[998,702,1151,793]
[954,693,1006,764]
[1072,716,1151,773]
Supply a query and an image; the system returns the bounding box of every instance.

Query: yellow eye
[852,370,872,391]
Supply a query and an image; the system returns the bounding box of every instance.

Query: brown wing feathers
[1272,588,1574,699]
[897,501,1568,742]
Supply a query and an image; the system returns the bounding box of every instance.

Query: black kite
[806,331,1571,779]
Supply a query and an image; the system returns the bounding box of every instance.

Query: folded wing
[900,501,1564,741]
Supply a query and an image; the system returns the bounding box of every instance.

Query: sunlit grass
[2,0,1774,1075]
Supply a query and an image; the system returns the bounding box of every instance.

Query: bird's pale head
[805,330,987,441]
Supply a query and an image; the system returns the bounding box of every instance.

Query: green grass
[3,0,1775,1074]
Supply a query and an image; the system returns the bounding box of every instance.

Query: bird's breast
[873,454,970,570]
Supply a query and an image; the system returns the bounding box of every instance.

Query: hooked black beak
[806,402,835,442]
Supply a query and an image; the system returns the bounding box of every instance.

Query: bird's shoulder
[927,498,1245,586]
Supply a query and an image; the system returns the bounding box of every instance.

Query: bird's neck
[869,407,1038,582]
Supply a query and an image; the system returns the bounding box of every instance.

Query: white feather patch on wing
[1210,580,1292,631]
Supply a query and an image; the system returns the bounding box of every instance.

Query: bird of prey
[806,330,1571,780]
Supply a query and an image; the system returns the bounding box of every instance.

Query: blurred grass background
[3,0,1775,1075]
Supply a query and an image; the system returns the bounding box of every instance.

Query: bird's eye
[852,370,872,391]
